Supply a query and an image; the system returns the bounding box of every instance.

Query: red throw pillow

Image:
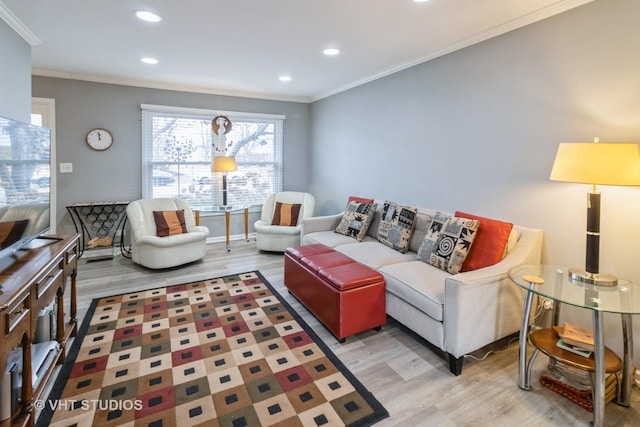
[347,196,375,207]
[153,210,187,237]
[271,202,302,226]
[0,220,29,249]
[455,211,513,272]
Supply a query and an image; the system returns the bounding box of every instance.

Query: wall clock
[86,128,113,151]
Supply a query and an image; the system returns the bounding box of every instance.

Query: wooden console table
[0,234,79,427]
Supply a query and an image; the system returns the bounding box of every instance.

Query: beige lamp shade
[550,142,640,186]
[212,156,237,173]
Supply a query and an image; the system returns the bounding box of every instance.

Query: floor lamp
[212,156,237,206]
[550,140,640,286]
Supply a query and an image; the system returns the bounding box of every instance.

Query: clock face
[86,128,113,151]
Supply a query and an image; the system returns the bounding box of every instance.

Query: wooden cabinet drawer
[4,291,30,336]
[35,262,64,303]
[64,243,78,274]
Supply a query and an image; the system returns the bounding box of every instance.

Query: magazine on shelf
[562,321,594,351]
[556,338,592,358]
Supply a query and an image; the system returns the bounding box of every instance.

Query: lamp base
[568,267,618,287]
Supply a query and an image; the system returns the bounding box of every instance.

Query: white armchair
[126,198,209,269]
[254,192,315,252]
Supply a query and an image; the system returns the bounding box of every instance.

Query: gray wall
[0,19,31,121]
[31,77,311,237]
[310,0,640,359]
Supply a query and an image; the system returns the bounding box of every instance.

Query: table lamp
[550,139,640,286]
[212,155,237,206]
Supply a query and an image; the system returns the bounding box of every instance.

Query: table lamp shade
[212,156,237,173]
[550,143,640,186]
[549,141,640,286]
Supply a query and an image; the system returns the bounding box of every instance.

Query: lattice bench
[284,244,386,342]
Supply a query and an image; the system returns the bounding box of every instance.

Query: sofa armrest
[443,227,543,358]
[301,213,344,236]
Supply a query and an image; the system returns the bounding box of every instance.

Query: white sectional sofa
[301,201,543,375]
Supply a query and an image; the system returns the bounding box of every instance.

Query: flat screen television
[0,115,51,263]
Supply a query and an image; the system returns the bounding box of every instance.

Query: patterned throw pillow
[0,220,29,249]
[335,201,377,241]
[417,213,480,274]
[271,202,302,226]
[153,210,187,237]
[377,201,418,253]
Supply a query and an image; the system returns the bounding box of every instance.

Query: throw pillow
[417,214,480,274]
[335,201,377,241]
[153,210,187,237]
[0,220,29,249]
[346,195,375,207]
[454,211,514,271]
[271,202,302,226]
[377,201,418,253]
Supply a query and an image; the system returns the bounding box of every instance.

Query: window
[141,104,284,209]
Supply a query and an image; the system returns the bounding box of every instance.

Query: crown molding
[311,0,596,101]
[0,1,41,45]
[32,69,311,104]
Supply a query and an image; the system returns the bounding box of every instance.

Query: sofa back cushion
[454,210,514,271]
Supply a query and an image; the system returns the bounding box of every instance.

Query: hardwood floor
[71,240,640,426]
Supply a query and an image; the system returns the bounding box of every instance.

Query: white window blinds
[140,104,284,208]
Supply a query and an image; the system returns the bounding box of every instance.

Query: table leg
[244,207,249,241]
[592,311,605,427]
[225,211,231,251]
[518,290,535,390]
[617,313,633,406]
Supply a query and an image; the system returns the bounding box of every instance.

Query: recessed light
[136,10,162,23]
[323,48,340,56]
[279,75,292,82]
[140,57,159,65]
[414,0,429,3]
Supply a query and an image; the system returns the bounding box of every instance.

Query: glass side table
[509,265,640,427]
[193,205,251,251]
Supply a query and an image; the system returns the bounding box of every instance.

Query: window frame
[140,104,284,209]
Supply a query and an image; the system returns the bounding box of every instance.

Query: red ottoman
[284,244,386,342]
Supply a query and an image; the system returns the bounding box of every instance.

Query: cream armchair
[126,198,209,269]
[254,192,315,252]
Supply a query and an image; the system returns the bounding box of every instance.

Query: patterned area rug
[38,271,388,427]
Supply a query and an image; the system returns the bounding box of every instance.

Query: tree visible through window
[141,105,284,208]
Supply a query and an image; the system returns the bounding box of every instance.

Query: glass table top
[192,205,251,213]
[509,264,640,314]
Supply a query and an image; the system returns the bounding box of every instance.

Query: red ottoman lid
[301,251,354,273]
[285,244,333,260]
[319,263,384,291]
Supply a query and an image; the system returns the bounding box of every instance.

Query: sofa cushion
[0,219,29,249]
[335,201,377,241]
[379,261,450,322]
[377,201,418,253]
[335,241,416,269]
[271,202,302,226]
[417,213,480,274]
[153,210,187,237]
[455,210,514,272]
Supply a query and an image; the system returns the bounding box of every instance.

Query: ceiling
[1,0,594,103]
